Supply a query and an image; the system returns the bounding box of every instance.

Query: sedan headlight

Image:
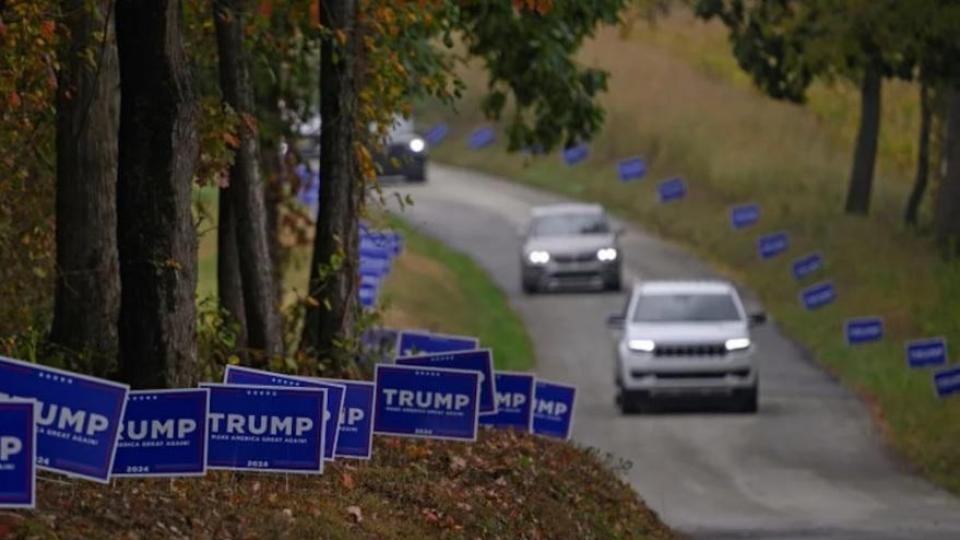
[628,339,656,352]
[597,247,618,262]
[528,250,550,264]
[725,338,751,351]
[409,138,425,153]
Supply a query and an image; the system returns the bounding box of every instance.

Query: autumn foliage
[7,429,678,539]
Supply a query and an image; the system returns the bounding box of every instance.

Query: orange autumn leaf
[513,0,553,14]
[222,131,240,148]
[40,20,56,40]
[257,0,273,18]
[240,112,258,134]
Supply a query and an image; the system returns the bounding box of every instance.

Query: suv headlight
[725,338,751,351]
[597,247,618,262]
[628,339,655,352]
[409,138,425,153]
[528,250,550,264]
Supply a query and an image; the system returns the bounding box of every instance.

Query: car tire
[522,280,538,294]
[406,163,427,183]
[619,390,648,414]
[605,275,622,292]
[733,384,759,413]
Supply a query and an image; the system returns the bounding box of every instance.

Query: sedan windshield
[532,213,609,236]
[632,293,742,323]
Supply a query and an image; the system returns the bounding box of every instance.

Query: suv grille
[631,369,750,379]
[654,344,727,357]
[553,251,596,263]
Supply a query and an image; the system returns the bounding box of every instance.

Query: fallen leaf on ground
[346,505,363,523]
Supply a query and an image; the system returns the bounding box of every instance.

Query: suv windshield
[532,213,609,236]
[632,293,742,323]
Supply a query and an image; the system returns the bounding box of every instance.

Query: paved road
[391,164,960,539]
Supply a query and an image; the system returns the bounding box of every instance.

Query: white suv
[609,280,766,413]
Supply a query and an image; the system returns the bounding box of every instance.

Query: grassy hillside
[379,216,535,371]
[420,13,960,491]
[7,431,678,539]
[629,9,922,177]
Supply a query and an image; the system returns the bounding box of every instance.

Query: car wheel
[733,384,758,413]
[619,390,648,414]
[406,164,427,182]
[604,275,622,292]
[522,280,538,294]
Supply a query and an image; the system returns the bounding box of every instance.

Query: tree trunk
[217,186,247,352]
[905,79,933,226]
[845,61,882,215]
[935,85,960,256]
[213,0,283,359]
[50,0,121,376]
[261,140,285,308]
[115,0,199,389]
[301,0,361,365]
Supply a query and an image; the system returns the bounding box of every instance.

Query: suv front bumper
[617,349,757,396]
[522,259,620,289]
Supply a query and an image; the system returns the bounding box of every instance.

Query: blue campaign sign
[112,389,209,478]
[618,156,647,182]
[792,252,823,281]
[479,372,535,432]
[425,123,449,145]
[845,317,884,346]
[934,367,960,399]
[0,356,128,483]
[562,144,589,166]
[360,274,380,288]
[907,338,948,369]
[374,364,480,441]
[362,230,403,256]
[0,400,36,509]
[295,163,320,209]
[359,283,379,309]
[360,256,391,278]
[757,231,789,259]
[468,127,495,150]
[396,349,497,415]
[387,232,403,256]
[800,281,837,311]
[396,330,479,357]
[657,177,686,203]
[359,241,392,261]
[201,384,326,474]
[314,378,375,460]
[223,366,345,462]
[730,204,760,230]
[532,380,576,440]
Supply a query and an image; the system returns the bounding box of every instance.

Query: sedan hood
[626,321,748,344]
[524,234,616,255]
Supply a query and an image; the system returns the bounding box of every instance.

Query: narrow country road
[391,163,960,540]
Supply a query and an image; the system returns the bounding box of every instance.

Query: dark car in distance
[372,116,427,183]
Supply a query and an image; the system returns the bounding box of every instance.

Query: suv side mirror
[749,312,768,327]
[607,314,626,330]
